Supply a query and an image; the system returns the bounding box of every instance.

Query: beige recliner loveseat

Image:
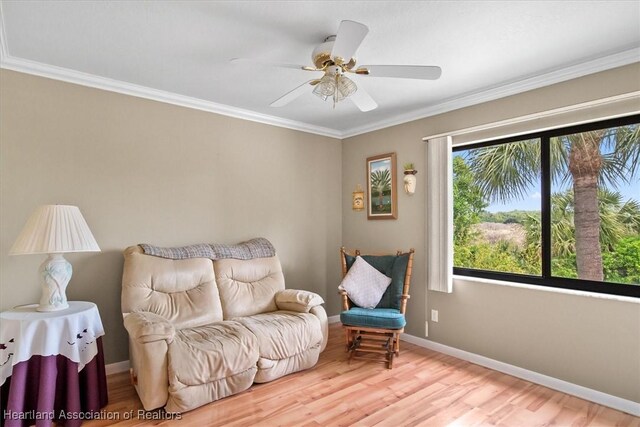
[121,242,328,413]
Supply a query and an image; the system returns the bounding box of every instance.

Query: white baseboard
[105,360,130,375]
[328,314,340,324]
[401,333,640,417]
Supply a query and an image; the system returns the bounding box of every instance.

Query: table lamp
[9,205,101,312]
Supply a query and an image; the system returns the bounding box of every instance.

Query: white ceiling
[1,1,639,138]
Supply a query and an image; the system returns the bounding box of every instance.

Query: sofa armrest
[124,311,176,344]
[310,305,329,353]
[275,289,324,313]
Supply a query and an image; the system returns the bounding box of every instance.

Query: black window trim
[452,114,640,298]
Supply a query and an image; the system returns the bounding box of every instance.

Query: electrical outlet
[431,309,439,322]
[425,320,429,337]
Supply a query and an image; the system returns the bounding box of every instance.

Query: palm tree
[370,169,391,211]
[465,123,639,281]
[525,189,640,258]
[597,189,640,250]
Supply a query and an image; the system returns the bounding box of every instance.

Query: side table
[0,301,108,427]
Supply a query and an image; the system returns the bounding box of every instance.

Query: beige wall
[2,63,639,403]
[0,70,342,365]
[342,63,640,402]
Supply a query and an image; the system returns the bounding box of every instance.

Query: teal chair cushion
[344,253,410,310]
[340,307,406,329]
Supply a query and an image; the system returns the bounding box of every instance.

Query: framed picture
[367,152,397,220]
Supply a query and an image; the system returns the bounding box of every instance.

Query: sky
[370,158,391,174]
[453,151,639,213]
[484,173,639,213]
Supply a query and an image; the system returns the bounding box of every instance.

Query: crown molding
[341,47,640,139]
[421,91,640,143]
[0,55,343,139]
[1,28,637,141]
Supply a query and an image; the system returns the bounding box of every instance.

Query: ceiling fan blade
[357,65,442,80]
[270,80,315,107]
[230,57,315,71]
[331,20,369,64]
[350,86,377,112]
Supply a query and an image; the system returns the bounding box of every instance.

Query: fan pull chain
[333,73,339,109]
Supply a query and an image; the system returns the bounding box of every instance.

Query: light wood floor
[86,323,639,427]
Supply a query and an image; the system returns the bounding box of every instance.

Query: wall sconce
[352,184,365,211]
[403,163,418,195]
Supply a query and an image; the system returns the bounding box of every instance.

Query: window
[453,115,640,298]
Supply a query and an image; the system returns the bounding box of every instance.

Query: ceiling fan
[231,20,442,112]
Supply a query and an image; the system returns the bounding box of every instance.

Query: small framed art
[366,152,397,220]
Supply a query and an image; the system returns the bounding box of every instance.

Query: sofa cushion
[122,246,223,329]
[214,256,285,319]
[167,321,258,387]
[235,311,322,361]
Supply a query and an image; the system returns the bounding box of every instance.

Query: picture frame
[367,152,397,220]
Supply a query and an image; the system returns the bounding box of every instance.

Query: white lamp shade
[10,205,101,255]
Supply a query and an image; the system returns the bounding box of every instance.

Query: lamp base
[37,254,72,312]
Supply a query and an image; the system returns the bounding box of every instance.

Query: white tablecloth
[0,301,105,386]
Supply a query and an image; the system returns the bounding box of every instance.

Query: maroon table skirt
[1,337,108,427]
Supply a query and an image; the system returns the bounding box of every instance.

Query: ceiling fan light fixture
[312,74,336,101]
[312,74,357,106]
[336,75,357,100]
[239,19,442,112]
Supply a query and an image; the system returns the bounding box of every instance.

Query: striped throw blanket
[140,237,276,260]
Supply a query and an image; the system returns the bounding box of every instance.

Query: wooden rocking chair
[339,247,414,369]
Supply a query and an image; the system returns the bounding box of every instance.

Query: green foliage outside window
[453,121,640,287]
